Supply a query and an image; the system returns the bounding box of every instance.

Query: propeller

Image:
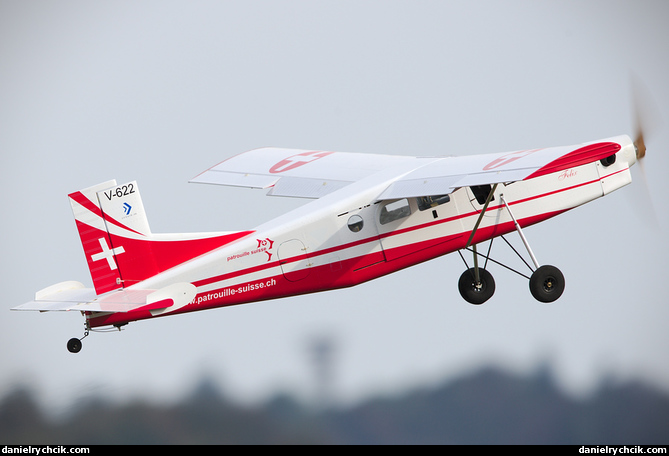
[629,74,661,227]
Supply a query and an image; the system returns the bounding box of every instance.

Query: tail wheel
[67,338,82,353]
[529,265,565,303]
[458,268,495,305]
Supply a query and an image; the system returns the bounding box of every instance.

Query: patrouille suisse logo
[269,151,334,174]
[227,238,275,263]
[483,149,541,171]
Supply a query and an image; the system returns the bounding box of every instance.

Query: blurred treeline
[2,366,668,444]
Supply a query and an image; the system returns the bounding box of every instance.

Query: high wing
[191,136,631,200]
[190,147,419,198]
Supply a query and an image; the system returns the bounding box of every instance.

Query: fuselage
[87,136,636,328]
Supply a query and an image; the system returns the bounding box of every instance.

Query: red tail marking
[107,230,255,286]
[74,221,122,294]
[69,191,144,236]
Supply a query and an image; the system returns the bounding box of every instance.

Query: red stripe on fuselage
[87,208,566,328]
[193,168,625,289]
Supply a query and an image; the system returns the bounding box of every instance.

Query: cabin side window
[347,215,364,232]
[379,199,411,225]
[470,184,495,205]
[416,194,451,211]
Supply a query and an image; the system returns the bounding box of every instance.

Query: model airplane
[13,133,648,352]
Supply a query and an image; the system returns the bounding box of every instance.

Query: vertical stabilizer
[69,180,254,295]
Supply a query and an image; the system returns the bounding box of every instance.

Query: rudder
[69,180,253,295]
[69,180,128,294]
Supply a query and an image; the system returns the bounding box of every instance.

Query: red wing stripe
[525,142,621,180]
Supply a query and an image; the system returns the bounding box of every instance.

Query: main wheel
[67,338,82,353]
[458,268,495,305]
[529,265,565,303]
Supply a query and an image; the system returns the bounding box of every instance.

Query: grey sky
[1,0,668,411]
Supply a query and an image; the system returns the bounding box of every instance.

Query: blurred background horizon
[2,0,669,434]
[3,356,668,444]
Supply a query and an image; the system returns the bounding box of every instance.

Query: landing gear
[458,267,495,305]
[459,245,565,305]
[457,190,566,305]
[498,194,565,303]
[529,265,565,303]
[66,322,126,352]
[67,324,89,354]
[67,338,83,353]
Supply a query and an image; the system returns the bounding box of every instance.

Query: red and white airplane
[13,133,647,352]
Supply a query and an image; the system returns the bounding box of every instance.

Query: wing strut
[465,184,498,283]
[465,184,498,249]
[499,194,540,269]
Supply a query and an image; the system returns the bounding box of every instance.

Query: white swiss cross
[91,238,125,270]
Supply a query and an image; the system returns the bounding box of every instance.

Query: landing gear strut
[459,184,498,305]
[499,194,565,303]
[67,319,92,354]
[457,190,565,304]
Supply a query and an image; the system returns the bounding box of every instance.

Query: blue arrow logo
[122,202,132,215]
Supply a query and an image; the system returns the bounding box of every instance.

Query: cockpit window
[379,199,411,225]
[416,194,451,211]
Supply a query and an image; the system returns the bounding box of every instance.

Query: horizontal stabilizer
[12,280,196,314]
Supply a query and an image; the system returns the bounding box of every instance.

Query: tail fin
[68,180,252,294]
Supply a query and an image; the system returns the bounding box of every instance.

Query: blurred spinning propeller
[630,74,662,227]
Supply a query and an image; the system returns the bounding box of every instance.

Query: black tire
[529,265,565,303]
[67,338,82,353]
[458,268,495,305]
